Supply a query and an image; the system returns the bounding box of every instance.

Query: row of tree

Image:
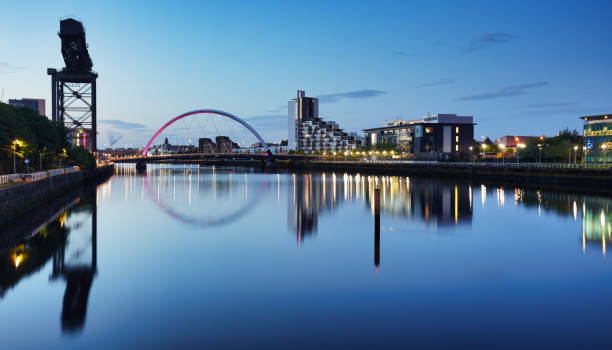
[0,102,94,174]
[472,129,586,163]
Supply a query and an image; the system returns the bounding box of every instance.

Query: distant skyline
[1,0,611,147]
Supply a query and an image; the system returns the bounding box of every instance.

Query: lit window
[425,127,432,133]
[455,136,459,142]
[455,127,459,133]
[455,145,459,152]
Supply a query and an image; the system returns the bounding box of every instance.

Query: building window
[425,127,432,134]
[455,136,459,142]
[455,126,459,133]
[455,145,459,152]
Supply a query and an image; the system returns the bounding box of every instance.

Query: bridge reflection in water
[1,164,612,336]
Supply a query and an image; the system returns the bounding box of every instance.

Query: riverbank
[0,165,113,226]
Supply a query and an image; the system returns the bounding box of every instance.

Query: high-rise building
[9,98,46,116]
[287,90,357,152]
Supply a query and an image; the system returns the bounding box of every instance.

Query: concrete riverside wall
[0,165,113,225]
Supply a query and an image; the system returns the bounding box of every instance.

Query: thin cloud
[317,89,386,103]
[0,61,25,74]
[520,102,579,108]
[393,51,406,56]
[464,32,516,52]
[245,114,286,126]
[265,105,288,114]
[99,119,149,130]
[455,81,548,101]
[413,78,455,88]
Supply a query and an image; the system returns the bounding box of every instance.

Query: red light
[83,133,87,149]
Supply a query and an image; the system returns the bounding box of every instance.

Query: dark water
[1,163,611,348]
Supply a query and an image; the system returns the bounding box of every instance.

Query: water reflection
[0,188,97,333]
[288,173,473,243]
[3,165,612,346]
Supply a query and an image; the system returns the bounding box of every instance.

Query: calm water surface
[1,163,611,348]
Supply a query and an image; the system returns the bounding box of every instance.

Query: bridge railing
[317,159,611,169]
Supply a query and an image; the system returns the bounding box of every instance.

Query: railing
[0,166,80,185]
[0,174,23,185]
[316,159,612,169]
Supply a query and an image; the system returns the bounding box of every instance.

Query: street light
[573,145,578,164]
[602,144,608,166]
[498,144,505,163]
[583,146,587,164]
[11,139,23,174]
[537,144,543,163]
[517,143,526,164]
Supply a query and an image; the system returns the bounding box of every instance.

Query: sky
[1,0,611,148]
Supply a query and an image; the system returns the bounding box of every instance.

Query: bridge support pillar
[136,160,147,173]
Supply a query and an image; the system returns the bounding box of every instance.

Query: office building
[581,114,612,163]
[363,114,475,160]
[288,90,358,152]
[9,98,46,116]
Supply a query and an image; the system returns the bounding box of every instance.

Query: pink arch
[142,109,270,157]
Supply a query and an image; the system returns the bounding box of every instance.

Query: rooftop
[581,114,611,122]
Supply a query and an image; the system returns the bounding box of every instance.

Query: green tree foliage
[519,128,583,163]
[0,102,92,173]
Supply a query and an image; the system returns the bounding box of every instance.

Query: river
[1,163,611,348]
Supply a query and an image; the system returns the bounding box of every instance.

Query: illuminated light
[515,137,519,142]
[14,254,22,268]
[83,132,87,149]
[59,211,68,228]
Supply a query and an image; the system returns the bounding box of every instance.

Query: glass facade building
[363,114,475,160]
[581,114,612,163]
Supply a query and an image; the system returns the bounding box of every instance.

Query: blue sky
[1,0,611,147]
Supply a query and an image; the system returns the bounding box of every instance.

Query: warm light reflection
[14,254,22,268]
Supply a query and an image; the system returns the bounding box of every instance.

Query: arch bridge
[141,109,272,158]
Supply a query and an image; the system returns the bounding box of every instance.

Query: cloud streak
[316,89,386,103]
[413,78,455,88]
[520,102,578,108]
[455,81,548,101]
[464,32,516,52]
[99,119,149,130]
[0,61,25,74]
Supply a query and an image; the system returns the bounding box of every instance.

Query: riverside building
[363,114,475,160]
[581,114,612,163]
[288,90,358,152]
[9,98,46,116]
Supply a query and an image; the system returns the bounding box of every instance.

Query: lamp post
[499,144,505,163]
[583,146,587,164]
[517,143,526,164]
[11,139,23,174]
[573,145,578,164]
[537,144,542,163]
[602,144,608,166]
